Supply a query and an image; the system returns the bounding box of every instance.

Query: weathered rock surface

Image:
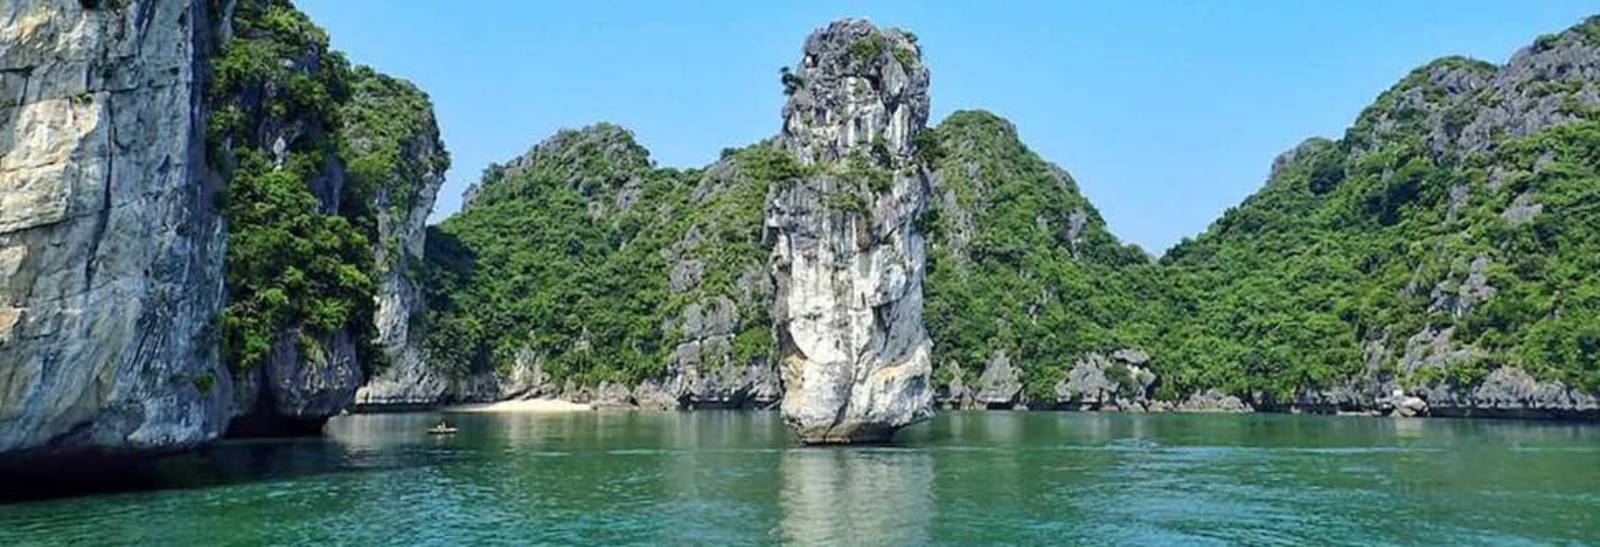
[0,0,230,462]
[768,19,935,442]
[214,2,371,434]
[1055,350,1156,411]
[229,329,361,435]
[350,70,451,409]
[974,351,1023,408]
[1168,389,1253,413]
[934,360,978,409]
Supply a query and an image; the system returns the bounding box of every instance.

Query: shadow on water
[0,412,449,504]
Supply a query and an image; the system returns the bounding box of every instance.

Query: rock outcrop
[974,351,1024,408]
[0,0,229,462]
[767,19,935,442]
[212,0,369,435]
[349,69,451,409]
[933,361,978,409]
[211,0,451,432]
[1055,350,1157,411]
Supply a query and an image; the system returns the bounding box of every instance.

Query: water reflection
[777,446,933,544]
[4,411,1598,545]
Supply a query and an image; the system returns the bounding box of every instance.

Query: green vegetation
[921,111,1161,400]
[209,0,439,373]
[891,46,918,69]
[422,131,788,385]
[850,34,885,64]
[209,0,370,371]
[779,66,804,95]
[1158,76,1600,398]
[412,18,1600,406]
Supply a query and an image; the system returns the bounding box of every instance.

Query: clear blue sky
[297,1,1596,253]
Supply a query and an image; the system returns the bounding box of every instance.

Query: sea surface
[2,411,1597,545]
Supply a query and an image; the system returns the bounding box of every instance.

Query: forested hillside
[421,127,791,405]
[415,16,1600,416]
[1156,19,1600,413]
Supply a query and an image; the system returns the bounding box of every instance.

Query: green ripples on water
[2,411,1597,545]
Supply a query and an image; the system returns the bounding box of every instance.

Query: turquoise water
[2,411,1597,545]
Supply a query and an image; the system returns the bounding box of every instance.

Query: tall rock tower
[766,19,934,443]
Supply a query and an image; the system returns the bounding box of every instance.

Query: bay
[2,411,1597,545]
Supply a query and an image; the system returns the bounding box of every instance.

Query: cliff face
[212,0,451,432]
[0,0,229,459]
[767,19,934,442]
[0,0,452,459]
[348,69,450,408]
[210,0,367,434]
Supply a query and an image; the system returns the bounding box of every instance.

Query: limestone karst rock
[349,70,452,409]
[202,0,451,433]
[767,19,935,442]
[0,0,230,461]
[1,0,457,462]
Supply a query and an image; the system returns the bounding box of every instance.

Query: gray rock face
[1169,389,1253,413]
[351,72,450,410]
[0,0,230,461]
[230,329,361,434]
[768,19,934,442]
[1352,21,1600,159]
[1389,326,1597,418]
[1419,366,1599,417]
[1459,24,1600,153]
[1055,350,1157,411]
[934,360,978,409]
[664,291,780,409]
[215,4,370,434]
[974,351,1023,408]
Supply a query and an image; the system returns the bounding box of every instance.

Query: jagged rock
[935,361,978,409]
[352,68,450,410]
[1401,326,1478,375]
[593,382,634,408]
[353,359,450,408]
[1417,367,1599,418]
[0,0,230,462]
[1500,191,1543,225]
[974,351,1023,408]
[230,329,363,435]
[1459,23,1600,153]
[1427,257,1497,318]
[1172,389,1253,413]
[1394,395,1430,418]
[632,379,682,410]
[769,19,934,443]
[1055,351,1157,411]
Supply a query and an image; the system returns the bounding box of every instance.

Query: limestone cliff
[0,0,229,461]
[767,19,934,442]
[212,0,450,432]
[348,69,451,408]
[209,0,367,435]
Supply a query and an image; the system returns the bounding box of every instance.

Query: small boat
[427,423,458,435]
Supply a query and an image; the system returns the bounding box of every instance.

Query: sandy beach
[443,399,593,413]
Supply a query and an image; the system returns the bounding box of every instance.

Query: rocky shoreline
[350,356,1598,421]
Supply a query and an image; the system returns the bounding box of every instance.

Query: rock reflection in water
[778,447,933,544]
